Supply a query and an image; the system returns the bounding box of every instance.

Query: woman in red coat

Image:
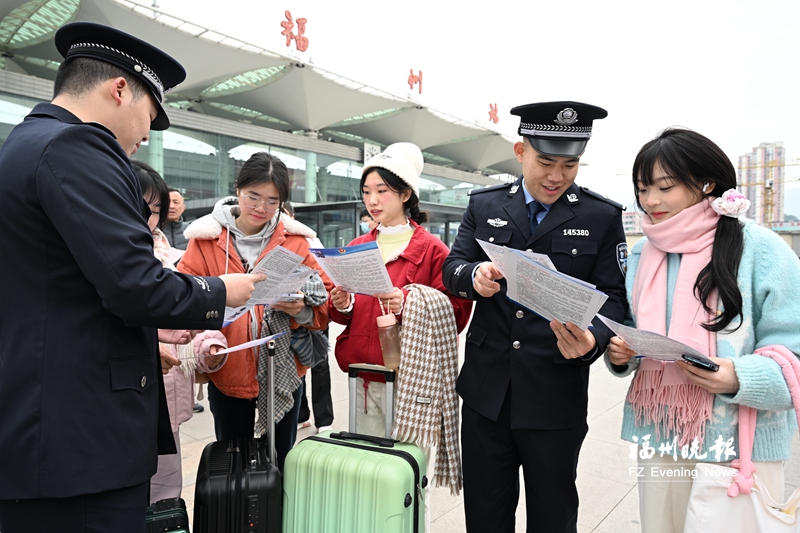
[329,141,472,393]
[330,143,472,529]
[329,142,472,368]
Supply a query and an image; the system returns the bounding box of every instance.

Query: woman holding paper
[178,152,331,471]
[329,142,472,368]
[605,128,800,533]
[329,143,473,518]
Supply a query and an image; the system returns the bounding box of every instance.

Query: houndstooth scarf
[255,266,328,437]
[393,284,462,495]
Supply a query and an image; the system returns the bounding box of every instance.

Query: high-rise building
[622,210,642,235]
[738,142,785,226]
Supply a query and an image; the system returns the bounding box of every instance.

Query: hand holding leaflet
[596,314,717,367]
[477,239,607,330]
[223,246,311,325]
[308,242,393,295]
[180,331,288,360]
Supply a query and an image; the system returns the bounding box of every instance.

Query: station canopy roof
[0,0,522,176]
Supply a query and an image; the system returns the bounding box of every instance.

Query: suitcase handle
[347,363,396,382]
[329,431,396,448]
[266,340,276,466]
[348,364,396,439]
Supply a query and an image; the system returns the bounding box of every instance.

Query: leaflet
[223,246,311,325]
[308,241,393,295]
[476,239,607,331]
[596,314,713,363]
[181,331,289,360]
[478,239,557,272]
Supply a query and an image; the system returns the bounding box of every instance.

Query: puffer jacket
[178,200,332,399]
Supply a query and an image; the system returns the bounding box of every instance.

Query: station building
[0,0,521,247]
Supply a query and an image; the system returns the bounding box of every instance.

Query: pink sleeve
[193,330,228,373]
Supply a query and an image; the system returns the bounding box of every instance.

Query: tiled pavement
[177,321,800,532]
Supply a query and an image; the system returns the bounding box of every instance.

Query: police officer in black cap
[443,101,628,532]
[0,22,264,532]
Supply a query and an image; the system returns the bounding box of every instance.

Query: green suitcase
[282,365,427,533]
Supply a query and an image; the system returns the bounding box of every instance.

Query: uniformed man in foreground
[0,22,263,532]
[443,101,628,532]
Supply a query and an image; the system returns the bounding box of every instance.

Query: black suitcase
[146,497,190,533]
[193,340,282,533]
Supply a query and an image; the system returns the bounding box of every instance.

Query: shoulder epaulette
[468,181,514,196]
[580,187,624,210]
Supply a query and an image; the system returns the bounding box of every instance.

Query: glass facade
[0,90,498,247]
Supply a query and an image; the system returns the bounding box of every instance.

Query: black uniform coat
[0,104,226,499]
[443,176,628,430]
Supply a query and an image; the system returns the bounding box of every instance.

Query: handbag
[684,345,800,533]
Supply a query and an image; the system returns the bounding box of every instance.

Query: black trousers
[0,480,149,533]
[461,391,588,533]
[207,380,303,473]
[297,357,334,427]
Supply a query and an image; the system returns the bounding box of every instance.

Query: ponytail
[695,216,744,332]
[406,192,428,224]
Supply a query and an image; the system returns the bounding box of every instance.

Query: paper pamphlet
[477,239,607,331]
[308,241,393,296]
[596,314,714,364]
[223,247,312,325]
[180,331,289,360]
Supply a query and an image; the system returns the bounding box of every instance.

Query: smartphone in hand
[681,353,720,372]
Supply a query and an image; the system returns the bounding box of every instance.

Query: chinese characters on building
[489,103,499,124]
[280,10,308,52]
[408,69,422,94]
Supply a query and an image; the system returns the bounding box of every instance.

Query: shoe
[193,402,204,413]
[317,426,332,434]
[298,420,312,430]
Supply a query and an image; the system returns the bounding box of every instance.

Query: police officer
[443,101,628,532]
[0,23,262,532]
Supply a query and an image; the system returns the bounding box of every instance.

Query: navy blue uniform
[0,104,225,500]
[443,176,627,532]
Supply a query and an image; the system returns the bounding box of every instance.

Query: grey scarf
[255,266,328,436]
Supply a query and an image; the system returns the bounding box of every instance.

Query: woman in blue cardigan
[606,128,800,533]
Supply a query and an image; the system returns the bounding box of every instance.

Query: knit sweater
[606,219,800,461]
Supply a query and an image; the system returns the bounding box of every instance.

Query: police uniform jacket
[0,104,226,499]
[442,176,628,430]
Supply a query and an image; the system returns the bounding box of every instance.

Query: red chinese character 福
[280,10,309,52]
[408,69,422,94]
[488,103,499,124]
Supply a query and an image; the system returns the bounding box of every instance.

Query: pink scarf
[628,198,718,447]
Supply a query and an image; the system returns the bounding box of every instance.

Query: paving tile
[586,408,627,446]
[576,472,635,530]
[586,366,633,422]
[594,484,641,533]
[180,437,210,489]
[578,437,638,487]
[430,503,467,533]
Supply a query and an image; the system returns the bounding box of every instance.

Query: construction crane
[737,158,800,226]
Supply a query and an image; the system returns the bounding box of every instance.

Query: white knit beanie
[362,142,423,196]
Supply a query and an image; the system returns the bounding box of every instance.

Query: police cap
[510,101,607,157]
[55,22,186,131]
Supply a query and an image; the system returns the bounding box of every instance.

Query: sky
[150,0,800,210]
